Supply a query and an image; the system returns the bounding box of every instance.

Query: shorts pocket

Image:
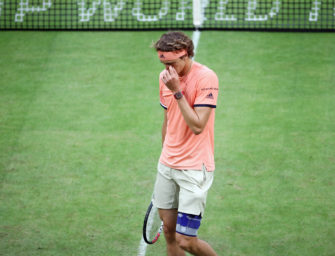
[201,164,207,185]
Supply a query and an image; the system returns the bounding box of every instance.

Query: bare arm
[175,98,212,135]
[161,66,212,135]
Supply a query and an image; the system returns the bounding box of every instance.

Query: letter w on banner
[15,0,52,22]
[78,0,125,22]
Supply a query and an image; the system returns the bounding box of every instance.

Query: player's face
[161,55,187,76]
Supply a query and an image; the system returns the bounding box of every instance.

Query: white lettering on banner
[3,1,334,26]
[201,0,209,22]
[215,0,237,21]
[132,0,169,22]
[269,0,280,18]
[309,0,321,21]
[0,1,3,17]
[78,0,125,22]
[104,1,125,21]
[176,0,191,21]
[15,0,52,22]
[78,0,100,22]
[245,0,280,21]
[246,0,266,21]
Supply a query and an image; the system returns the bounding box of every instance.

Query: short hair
[154,31,194,58]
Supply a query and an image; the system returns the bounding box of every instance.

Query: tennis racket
[142,201,163,244]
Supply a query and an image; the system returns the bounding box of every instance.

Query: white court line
[137,205,158,256]
[192,30,201,59]
[137,237,148,256]
[137,29,201,256]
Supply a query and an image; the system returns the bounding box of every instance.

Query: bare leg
[158,209,186,256]
[176,233,217,256]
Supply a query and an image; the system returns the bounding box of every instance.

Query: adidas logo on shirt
[206,93,214,99]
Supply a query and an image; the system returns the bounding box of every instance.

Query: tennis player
[152,31,219,256]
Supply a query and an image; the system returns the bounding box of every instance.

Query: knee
[176,233,196,252]
[162,223,176,241]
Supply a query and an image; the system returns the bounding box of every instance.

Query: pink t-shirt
[159,62,219,171]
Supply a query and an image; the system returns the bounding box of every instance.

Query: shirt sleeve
[193,71,219,108]
[159,78,167,110]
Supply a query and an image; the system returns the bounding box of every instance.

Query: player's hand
[161,66,180,93]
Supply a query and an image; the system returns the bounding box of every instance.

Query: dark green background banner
[0,0,334,30]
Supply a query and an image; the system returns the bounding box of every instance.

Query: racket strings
[143,202,163,244]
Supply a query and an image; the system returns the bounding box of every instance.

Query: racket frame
[143,201,163,244]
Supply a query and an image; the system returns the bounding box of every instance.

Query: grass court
[0,31,334,255]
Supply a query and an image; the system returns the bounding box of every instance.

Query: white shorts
[153,162,214,216]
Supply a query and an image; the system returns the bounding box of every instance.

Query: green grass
[0,31,334,256]
[199,32,335,256]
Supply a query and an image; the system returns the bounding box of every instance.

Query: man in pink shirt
[153,31,219,256]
